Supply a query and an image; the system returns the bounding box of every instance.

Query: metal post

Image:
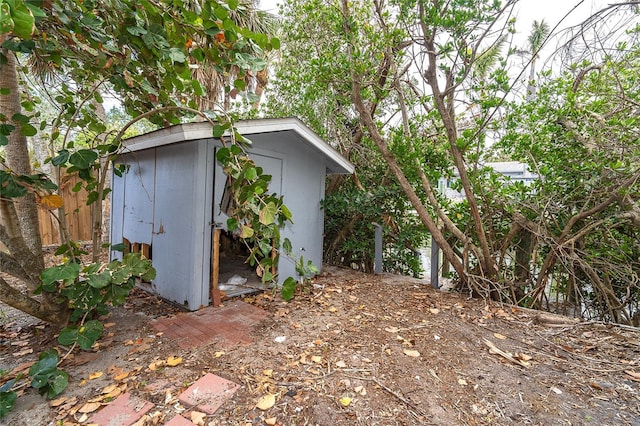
[430,235,440,288]
[373,222,383,274]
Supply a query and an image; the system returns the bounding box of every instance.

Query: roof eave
[121,118,354,175]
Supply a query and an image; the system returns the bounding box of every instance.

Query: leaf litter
[2,267,639,425]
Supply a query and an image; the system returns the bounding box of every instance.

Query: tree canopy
[267,0,640,324]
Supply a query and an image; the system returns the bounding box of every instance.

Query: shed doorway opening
[211,229,268,300]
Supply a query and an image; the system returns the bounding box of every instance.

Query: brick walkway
[150,300,268,349]
[89,301,268,425]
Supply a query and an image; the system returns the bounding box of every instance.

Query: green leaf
[259,202,277,225]
[29,349,58,387]
[281,277,297,301]
[21,100,35,112]
[122,252,153,276]
[51,149,70,166]
[127,26,147,36]
[8,2,35,40]
[77,320,104,350]
[240,224,254,238]
[0,388,17,419]
[28,350,68,398]
[226,217,238,231]
[282,238,292,255]
[192,79,205,96]
[41,263,80,287]
[103,280,134,306]
[86,271,111,289]
[56,326,79,347]
[11,113,29,124]
[44,371,68,398]
[58,320,103,350]
[68,149,98,169]
[213,125,227,139]
[244,166,257,180]
[168,47,186,62]
[281,204,293,221]
[0,173,27,197]
[233,78,246,91]
[270,37,281,50]
[111,243,127,252]
[20,122,37,136]
[0,4,14,35]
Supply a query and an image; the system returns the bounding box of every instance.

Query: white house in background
[109,118,354,310]
[440,161,538,200]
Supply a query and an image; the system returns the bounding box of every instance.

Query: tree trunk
[514,228,533,300]
[0,49,44,267]
[0,48,69,325]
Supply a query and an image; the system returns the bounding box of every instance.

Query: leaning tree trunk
[0,49,44,268]
[0,48,68,326]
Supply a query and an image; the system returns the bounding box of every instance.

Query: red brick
[89,392,154,426]
[178,373,240,415]
[151,301,268,350]
[165,414,195,425]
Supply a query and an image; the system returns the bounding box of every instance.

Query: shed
[109,117,354,310]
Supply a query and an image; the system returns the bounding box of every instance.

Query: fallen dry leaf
[78,402,101,413]
[101,384,118,394]
[39,194,64,209]
[483,339,529,367]
[403,349,421,358]
[429,308,440,314]
[49,397,67,407]
[190,410,206,425]
[335,360,347,368]
[311,355,322,364]
[458,378,468,386]
[88,371,103,380]
[128,343,151,355]
[517,353,533,362]
[265,417,278,425]
[214,351,225,358]
[166,356,182,366]
[624,370,640,381]
[339,396,352,407]
[12,348,33,357]
[113,371,130,381]
[493,333,507,340]
[256,393,276,410]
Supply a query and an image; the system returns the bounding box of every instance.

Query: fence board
[38,173,93,246]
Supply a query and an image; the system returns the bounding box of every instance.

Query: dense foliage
[268,0,640,324]
[0,0,281,415]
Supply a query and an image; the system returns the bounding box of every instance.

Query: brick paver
[165,414,196,425]
[178,373,240,415]
[89,392,154,426]
[84,302,264,425]
[151,300,268,349]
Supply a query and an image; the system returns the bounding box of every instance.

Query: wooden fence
[38,173,94,246]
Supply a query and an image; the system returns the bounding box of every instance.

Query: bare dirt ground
[1,266,639,425]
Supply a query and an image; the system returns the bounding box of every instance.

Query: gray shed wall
[111,130,329,310]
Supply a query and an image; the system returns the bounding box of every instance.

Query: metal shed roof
[121,117,355,175]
